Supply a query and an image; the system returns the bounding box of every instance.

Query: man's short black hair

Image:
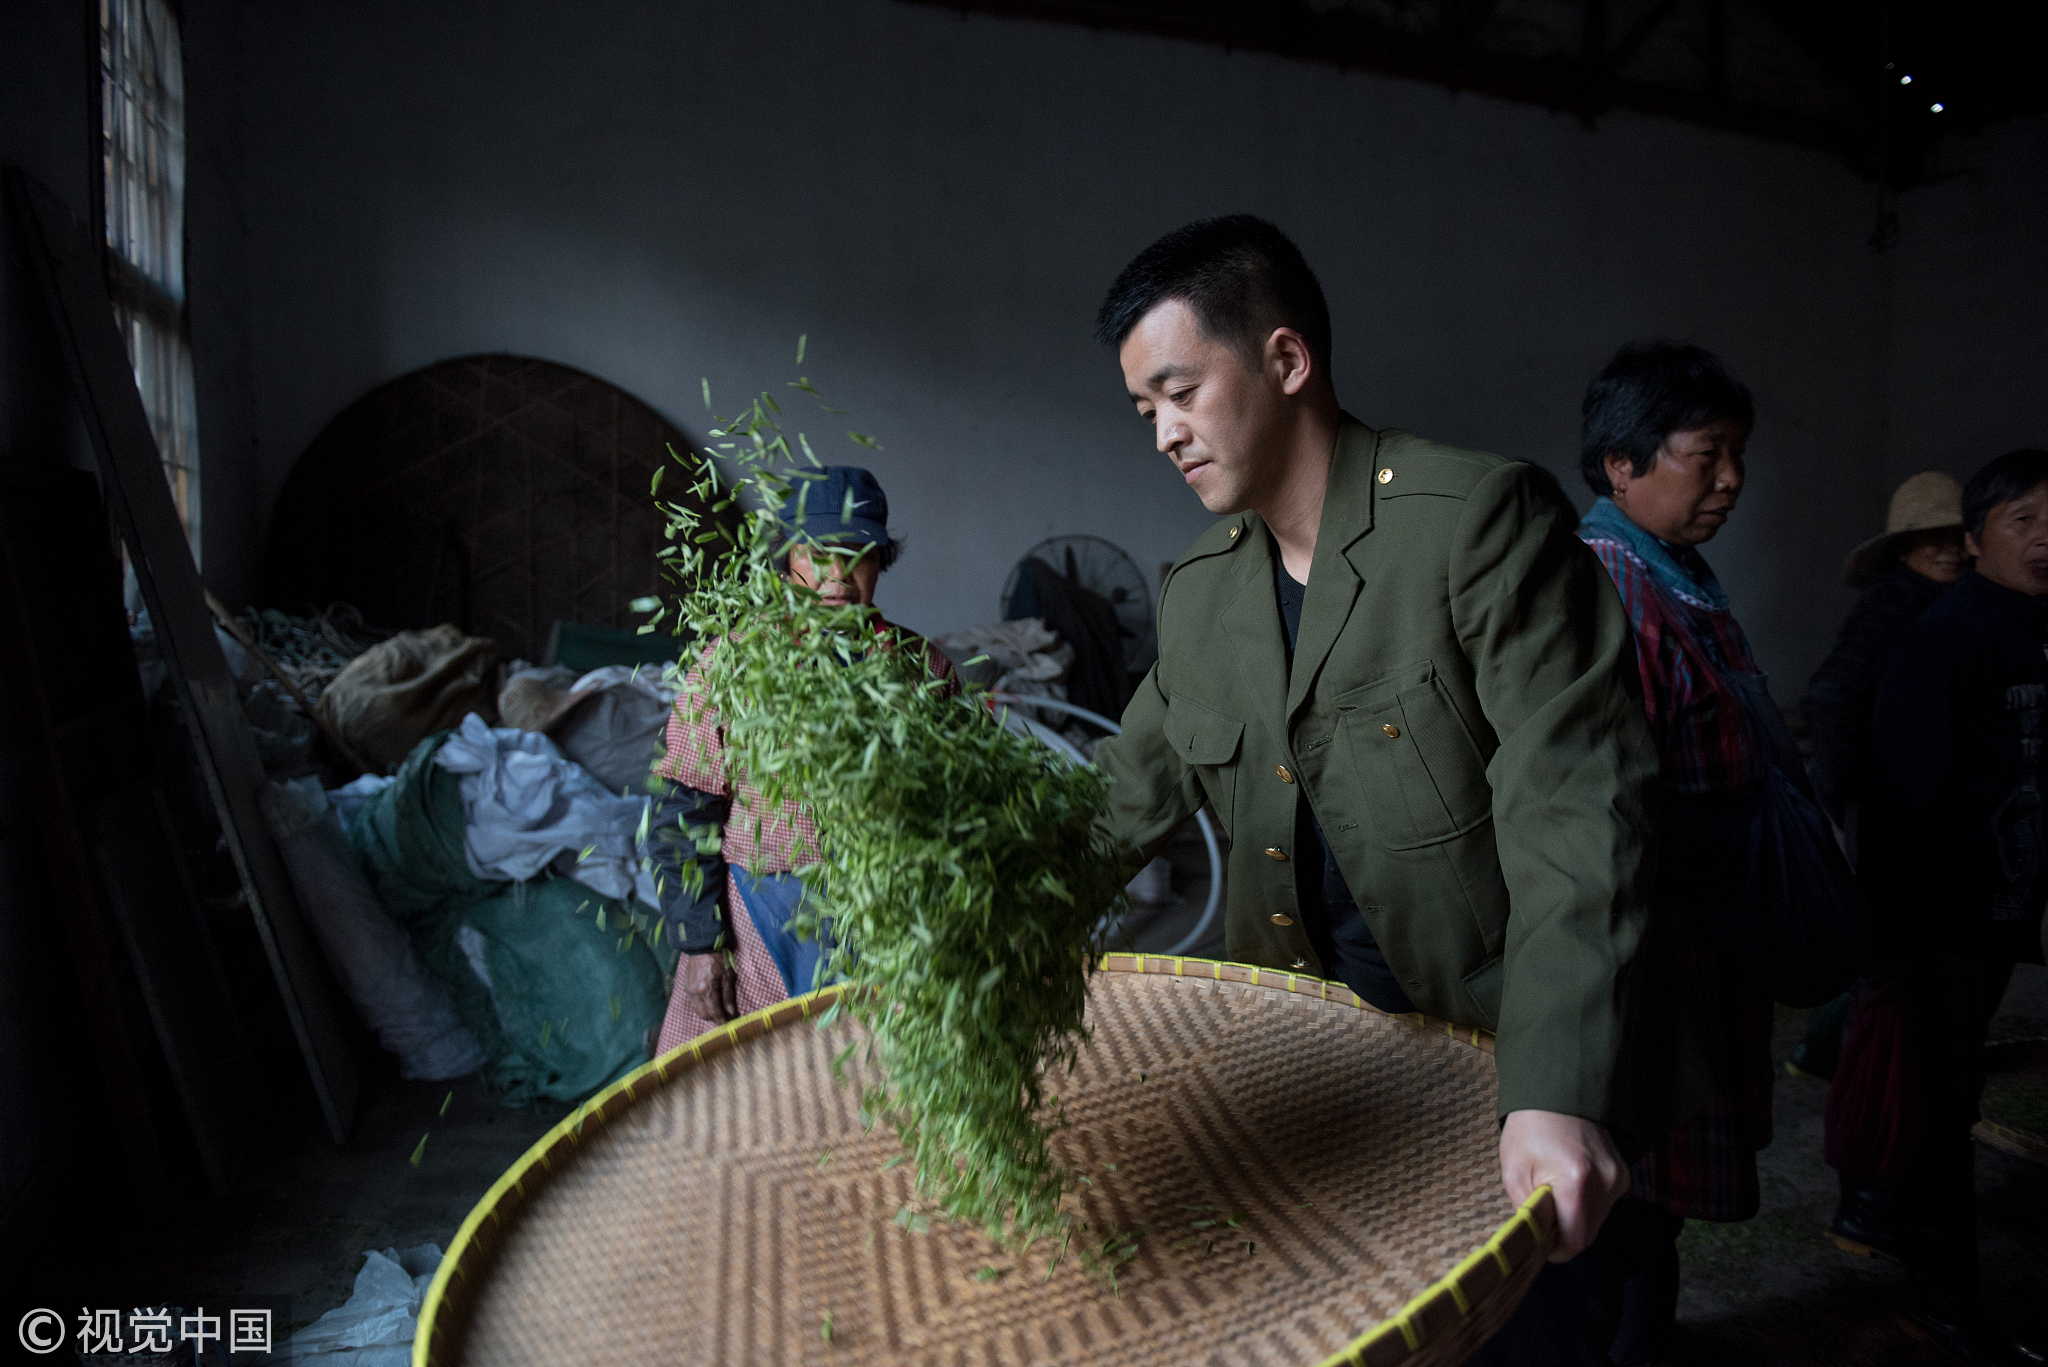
[1094,215,1332,371]
[1579,341,1755,496]
[1962,449,2048,540]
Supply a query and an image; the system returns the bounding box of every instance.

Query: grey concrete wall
[183,0,259,599]
[1,0,95,470]
[1886,117,2048,493]
[196,0,1919,695]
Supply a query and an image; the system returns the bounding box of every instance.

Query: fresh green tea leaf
[652,358,1129,1247]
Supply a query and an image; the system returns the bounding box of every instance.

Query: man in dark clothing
[1852,448,2048,1367]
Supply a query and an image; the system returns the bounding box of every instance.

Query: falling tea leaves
[646,359,1129,1247]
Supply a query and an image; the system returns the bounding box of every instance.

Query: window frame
[95,0,201,560]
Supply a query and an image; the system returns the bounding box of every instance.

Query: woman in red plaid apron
[1575,344,1774,1366]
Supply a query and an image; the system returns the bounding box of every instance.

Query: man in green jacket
[1091,218,1661,1343]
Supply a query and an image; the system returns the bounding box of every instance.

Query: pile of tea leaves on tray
[645,347,1130,1244]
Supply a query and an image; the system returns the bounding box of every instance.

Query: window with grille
[101,0,200,559]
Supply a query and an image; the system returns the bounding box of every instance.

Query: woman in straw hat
[1786,473,1965,1092]
[1802,471,1968,854]
[645,466,955,1056]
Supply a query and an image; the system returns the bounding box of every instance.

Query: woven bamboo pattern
[417,955,1555,1367]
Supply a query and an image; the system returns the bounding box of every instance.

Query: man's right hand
[682,952,740,1023]
[1499,1109,1631,1262]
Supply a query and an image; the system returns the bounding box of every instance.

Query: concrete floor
[1666,965,2048,1365]
[109,1060,571,1339]
[96,882,2048,1361]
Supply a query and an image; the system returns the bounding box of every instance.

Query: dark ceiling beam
[1604,0,1685,72]
[1705,0,1728,102]
[1437,0,1504,45]
[900,0,1869,163]
[1749,0,1886,122]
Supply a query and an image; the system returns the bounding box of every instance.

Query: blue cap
[777,466,889,550]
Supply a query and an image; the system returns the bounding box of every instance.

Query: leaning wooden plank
[90,781,268,1195]
[0,463,173,1218]
[4,167,361,1144]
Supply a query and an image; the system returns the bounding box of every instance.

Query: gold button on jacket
[1270,913,1294,926]
[1275,764,1294,783]
[1262,847,1288,862]
[1382,723,1401,738]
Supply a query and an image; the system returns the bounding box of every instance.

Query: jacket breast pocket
[1163,693,1243,823]
[1337,663,1492,850]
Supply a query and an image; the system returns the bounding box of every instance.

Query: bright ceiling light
[1931,102,1945,112]
[1900,74,1913,84]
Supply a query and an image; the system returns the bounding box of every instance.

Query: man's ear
[1268,327,1315,396]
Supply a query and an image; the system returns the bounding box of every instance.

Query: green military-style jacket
[1096,417,1660,1126]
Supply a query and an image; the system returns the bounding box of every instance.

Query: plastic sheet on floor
[263,1244,440,1365]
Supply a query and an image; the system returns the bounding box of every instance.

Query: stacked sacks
[496,664,675,795]
[345,732,670,1105]
[319,626,503,775]
[257,776,487,1081]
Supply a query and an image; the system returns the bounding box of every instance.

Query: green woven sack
[347,733,669,1104]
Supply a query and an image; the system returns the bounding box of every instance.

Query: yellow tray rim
[412,953,1551,1367]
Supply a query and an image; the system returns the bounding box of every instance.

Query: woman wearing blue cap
[647,466,957,1053]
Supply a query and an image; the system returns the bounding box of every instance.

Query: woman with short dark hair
[1574,340,1775,1364]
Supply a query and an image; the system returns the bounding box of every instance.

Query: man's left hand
[1499,1109,1630,1262]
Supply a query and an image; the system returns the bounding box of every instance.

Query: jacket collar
[1286,415,1379,718]
[1962,568,2048,634]
[1213,415,1381,745]
[1871,561,1950,608]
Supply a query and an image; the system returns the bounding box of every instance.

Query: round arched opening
[264,354,708,661]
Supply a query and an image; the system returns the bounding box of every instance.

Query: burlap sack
[318,625,502,774]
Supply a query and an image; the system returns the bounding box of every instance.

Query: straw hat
[1844,471,1964,588]
[417,955,1557,1367]
[496,672,599,734]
